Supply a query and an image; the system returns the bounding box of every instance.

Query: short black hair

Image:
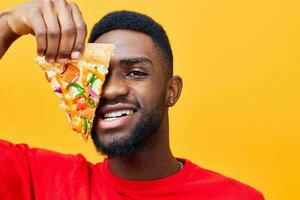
[89,10,173,79]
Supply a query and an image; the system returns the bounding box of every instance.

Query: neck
[108,115,180,180]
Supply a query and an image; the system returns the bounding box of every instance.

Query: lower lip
[97,114,135,130]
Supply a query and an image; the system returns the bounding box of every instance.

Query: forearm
[0,10,19,60]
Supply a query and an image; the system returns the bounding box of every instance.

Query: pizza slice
[36,43,114,141]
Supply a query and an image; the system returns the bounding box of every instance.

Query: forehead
[94,30,159,63]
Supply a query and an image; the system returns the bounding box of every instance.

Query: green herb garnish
[82,118,88,133]
[75,92,86,98]
[86,97,96,108]
[87,74,97,85]
[66,82,85,93]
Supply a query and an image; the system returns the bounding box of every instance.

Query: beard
[91,93,165,158]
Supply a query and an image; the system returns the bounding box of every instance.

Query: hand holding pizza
[3,0,87,62]
[1,0,115,141]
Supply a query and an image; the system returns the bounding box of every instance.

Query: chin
[91,105,163,157]
[97,128,133,147]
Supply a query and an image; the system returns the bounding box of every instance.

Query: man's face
[91,30,168,158]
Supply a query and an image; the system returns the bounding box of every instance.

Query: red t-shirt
[0,140,264,200]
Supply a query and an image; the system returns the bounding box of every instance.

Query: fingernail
[71,51,81,60]
[58,58,68,64]
[48,58,55,63]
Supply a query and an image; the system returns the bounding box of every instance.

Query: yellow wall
[1,0,299,199]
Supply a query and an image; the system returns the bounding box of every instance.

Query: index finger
[69,2,87,60]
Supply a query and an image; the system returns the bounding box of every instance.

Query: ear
[165,75,183,107]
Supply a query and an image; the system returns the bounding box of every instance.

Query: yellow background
[1,0,299,199]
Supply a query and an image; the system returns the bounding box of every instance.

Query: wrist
[0,10,20,49]
[0,10,20,59]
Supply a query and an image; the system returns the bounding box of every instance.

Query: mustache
[98,96,142,110]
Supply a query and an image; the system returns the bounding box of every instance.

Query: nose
[101,72,129,100]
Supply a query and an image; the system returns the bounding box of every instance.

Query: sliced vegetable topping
[67,82,85,93]
[86,97,96,108]
[62,63,80,83]
[88,85,97,98]
[79,107,94,119]
[55,87,62,93]
[87,73,97,85]
[82,118,88,134]
[75,92,85,98]
[76,97,87,110]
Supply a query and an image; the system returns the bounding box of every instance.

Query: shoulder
[0,139,100,198]
[0,139,97,178]
[181,158,265,200]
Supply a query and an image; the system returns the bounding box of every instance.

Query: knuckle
[58,50,71,58]
[29,7,40,16]
[45,51,56,58]
[35,30,46,38]
[68,2,78,8]
[53,0,68,9]
[52,0,64,4]
[74,43,83,51]
[28,11,41,23]
[37,47,46,54]
[37,44,46,51]
[48,29,59,38]
[62,26,75,36]
[76,23,87,32]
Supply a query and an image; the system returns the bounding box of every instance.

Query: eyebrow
[119,57,153,67]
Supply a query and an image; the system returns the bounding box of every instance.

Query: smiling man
[0,0,264,199]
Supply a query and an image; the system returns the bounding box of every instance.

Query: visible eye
[127,70,148,77]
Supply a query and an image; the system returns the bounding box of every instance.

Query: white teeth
[104,109,133,120]
[104,117,118,121]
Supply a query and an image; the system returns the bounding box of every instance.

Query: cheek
[132,79,166,111]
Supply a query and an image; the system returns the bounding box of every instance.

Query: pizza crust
[36,43,114,72]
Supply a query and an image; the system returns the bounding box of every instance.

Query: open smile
[96,103,138,131]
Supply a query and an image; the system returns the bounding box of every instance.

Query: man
[0,0,264,199]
